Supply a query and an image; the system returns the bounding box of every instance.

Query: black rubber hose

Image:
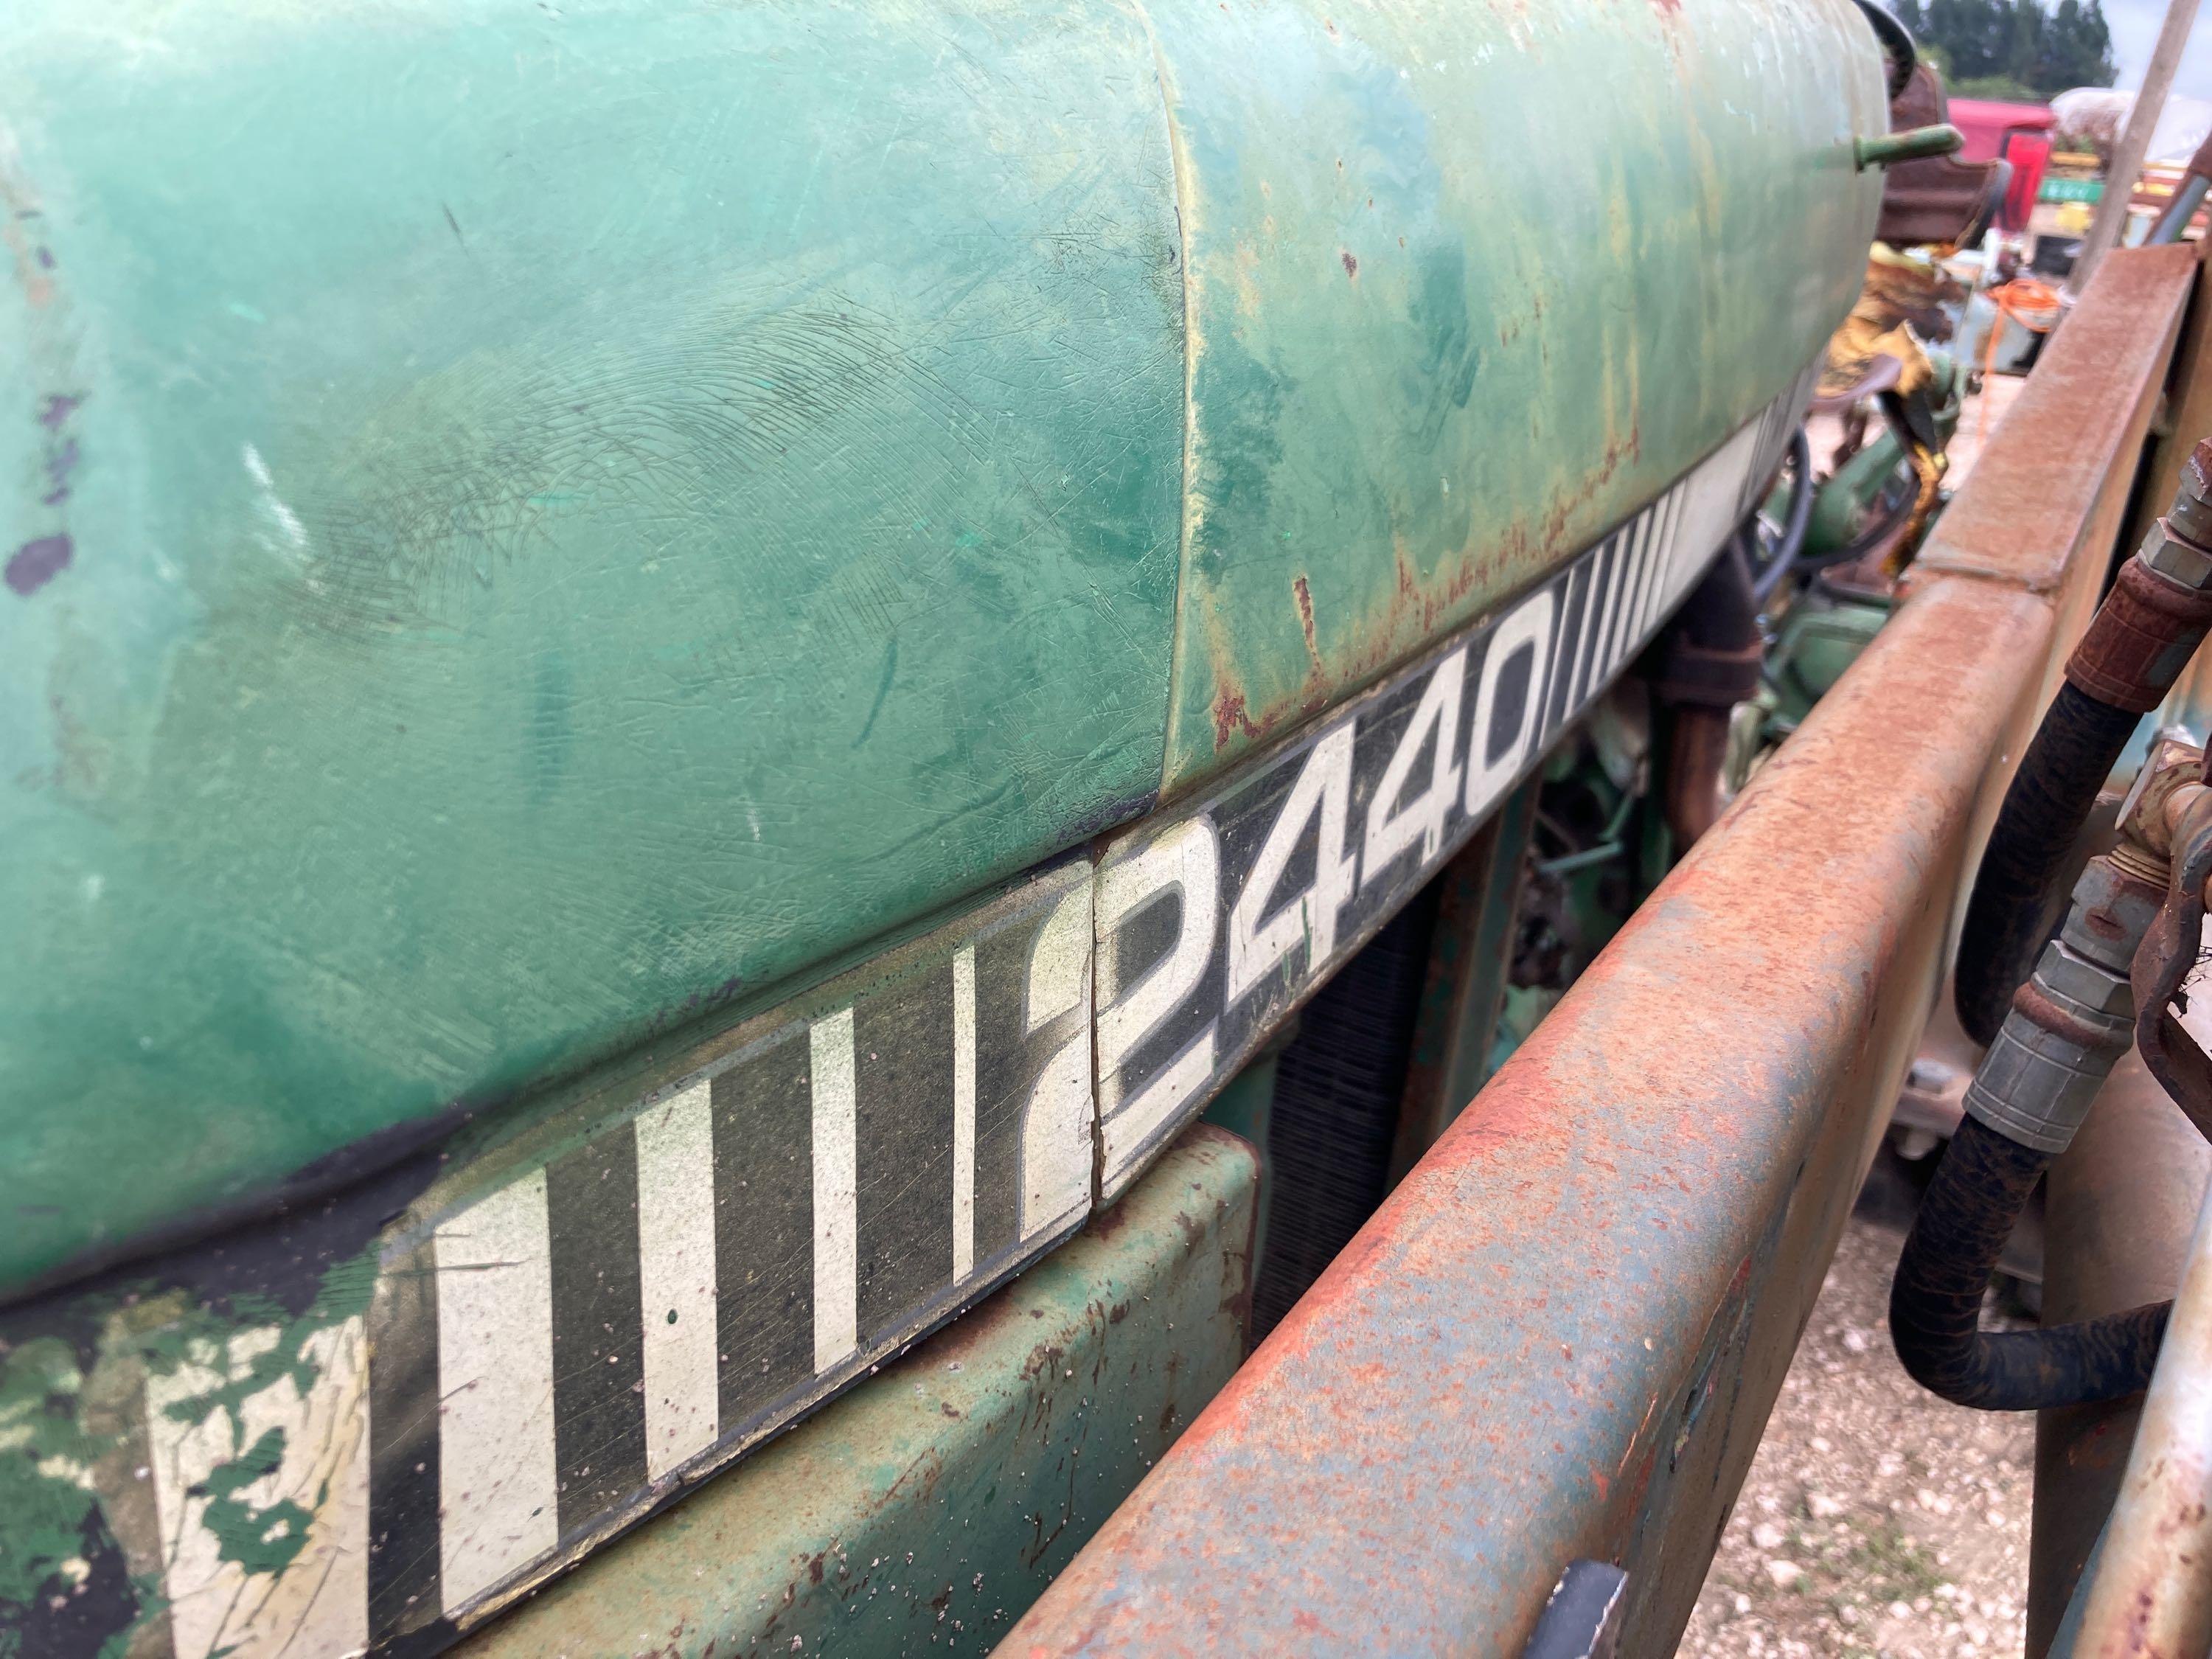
[1953,682,2142,1047]
[1750,427,1817,605]
[1892,1116,2171,1410]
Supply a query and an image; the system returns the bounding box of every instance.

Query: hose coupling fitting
[1963,854,2163,1154]
[2168,436,2212,552]
[2065,442,2212,712]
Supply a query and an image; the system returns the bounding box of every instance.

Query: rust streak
[1292,574,1321,677]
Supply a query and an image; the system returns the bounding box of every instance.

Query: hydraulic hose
[1750,426,1817,606]
[1893,1116,2171,1408]
[1898,845,2178,1410]
[1955,684,2143,1046]
[1954,442,2212,1048]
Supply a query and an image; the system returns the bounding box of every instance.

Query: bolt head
[2033,939,2135,1018]
[2142,519,2212,590]
[2185,437,2212,501]
[2060,852,2166,970]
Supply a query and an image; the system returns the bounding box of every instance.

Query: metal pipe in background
[2065,0,2202,299]
[2150,130,2212,245]
[1658,536,1762,849]
[2152,172,2212,246]
[2052,1106,2212,1659]
[2028,1048,2212,1658]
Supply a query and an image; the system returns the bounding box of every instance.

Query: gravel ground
[1680,1208,2035,1659]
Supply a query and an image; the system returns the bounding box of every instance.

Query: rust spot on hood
[1213,687,1262,749]
[1292,575,1322,675]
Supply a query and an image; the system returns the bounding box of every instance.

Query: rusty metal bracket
[2132,781,2212,1138]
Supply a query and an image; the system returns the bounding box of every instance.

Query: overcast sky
[2102,0,2212,100]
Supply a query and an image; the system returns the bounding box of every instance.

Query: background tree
[1888,0,2116,97]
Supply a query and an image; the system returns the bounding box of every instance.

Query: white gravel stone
[1682,1211,2037,1659]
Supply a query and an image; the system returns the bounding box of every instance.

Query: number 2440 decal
[1091,524,1666,1194]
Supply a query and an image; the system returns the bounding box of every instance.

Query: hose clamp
[1964,939,2135,1154]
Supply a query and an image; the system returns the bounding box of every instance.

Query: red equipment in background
[1950,97,2058,234]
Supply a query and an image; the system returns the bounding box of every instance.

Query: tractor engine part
[1658,536,1764,846]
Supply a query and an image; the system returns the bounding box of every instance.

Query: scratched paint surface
[1149,0,1886,790]
[0,862,1101,1656]
[1,0,1887,1301]
[4,0,1889,1300]
[0,0,1184,1292]
[0,382,1801,1658]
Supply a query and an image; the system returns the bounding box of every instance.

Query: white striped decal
[952,944,978,1281]
[145,1319,371,1659]
[435,1171,558,1609]
[1582,537,1624,699]
[42,382,1813,1659]
[1628,503,1664,642]
[635,1081,720,1481]
[810,1008,860,1374]
[1645,484,1685,630]
[1022,883,1101,1239]
[1093,391,1809,1194]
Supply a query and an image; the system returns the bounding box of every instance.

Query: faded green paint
[0,1338,122,1619]
[1202,1048,1282,1274]
[194,1431,310,1579]
[453,1125,1256,1659]
[1767,595,1894,728]
[1,0,1891,1298]
[0,1250,378,1654]
[1152,0,1888,790]
[0,0,1184,1292]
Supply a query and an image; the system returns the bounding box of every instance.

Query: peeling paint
[7,532,71,594]
[1152,0,1885,793]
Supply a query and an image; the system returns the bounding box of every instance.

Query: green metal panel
[451,1124,1256,1659]
[1,0,1891,1302]
[0,382,1811,1659]
[1150,0,1888,793]
[0,859,1103,1659]
[1202,1041,1287,1278]
[0,0,1184,1292]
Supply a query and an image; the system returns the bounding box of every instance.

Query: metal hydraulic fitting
[2065,441,2212,712]
[2170,439,2212,551]
[2114,731,2211,880]
[2141,518,2212,591]
[1964,854,2160,1154]
[1963,737,2207,1155]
